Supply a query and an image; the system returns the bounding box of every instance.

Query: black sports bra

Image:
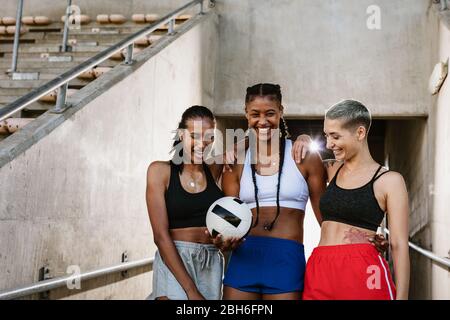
[319,164,390,232]
[165,161,224,229]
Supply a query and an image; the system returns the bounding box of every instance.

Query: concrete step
[0,88,30,96]
[0,53,101,63]
[0,38,36,45]
[5,40,144,49]
[0,33,45,40]
[0,59,119,69]
[27,26,62,33]
[0,95,24,104]
[25,21,174,33]
[2,51,95,58]
[0,33,162,52]
[15,39,101,46]
[43,30,166,41]
[23,101,56,112]
[0,45,110,54]
[0,78,90,88]
[0,95,57,109]
[0,71,100,80]
[0,42,126,54]
[0,68,112,80]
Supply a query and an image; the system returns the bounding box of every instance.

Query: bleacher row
[0,12,191,139]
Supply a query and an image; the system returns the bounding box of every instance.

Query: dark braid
[266,119,287,230]
[246,83,287,231]
[250,163,260,228]
[170,105,215,173]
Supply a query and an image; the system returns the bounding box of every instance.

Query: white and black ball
[206,196,253,240]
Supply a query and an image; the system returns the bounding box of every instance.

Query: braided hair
[245,84,290,231]
[171,105,215,173]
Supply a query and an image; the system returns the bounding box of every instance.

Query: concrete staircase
[0,16,188,140]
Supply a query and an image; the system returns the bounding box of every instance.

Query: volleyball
[206,196,253,240]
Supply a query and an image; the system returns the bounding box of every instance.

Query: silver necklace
[185,170,203,188]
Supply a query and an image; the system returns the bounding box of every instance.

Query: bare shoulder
[147,161,171,186]
[375,169,406,188]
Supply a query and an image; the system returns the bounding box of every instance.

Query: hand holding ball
[206,197,252,240]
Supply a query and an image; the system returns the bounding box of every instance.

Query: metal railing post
[168,18,175,35]
[54,83,68,113]
[10,0,24,73]
[124,44,134,64]
[61,0,73,52]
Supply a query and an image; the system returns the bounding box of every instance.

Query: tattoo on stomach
[343,228,372,244]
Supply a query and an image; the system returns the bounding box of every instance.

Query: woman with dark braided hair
[218,84,327,300]
[146,106,227,300]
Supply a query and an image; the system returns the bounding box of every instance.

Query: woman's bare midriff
[169,227,213,244]
[319,221,377,246]
[248,207,305,243]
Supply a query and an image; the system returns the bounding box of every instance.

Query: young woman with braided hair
[217,83,327,300]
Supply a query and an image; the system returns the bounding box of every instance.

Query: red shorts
[303,243,396,300]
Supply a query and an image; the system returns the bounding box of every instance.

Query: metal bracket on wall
[121,251,128,277]
[38,265,51,299]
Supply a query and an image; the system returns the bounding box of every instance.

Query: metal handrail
[10,0,24,73]
[384,228,450,268]
[0,257,154,300]
[61,0,73,53]
[0,0,204,121]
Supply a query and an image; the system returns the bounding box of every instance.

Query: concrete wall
[213,0,435,117]
[384,6,450,300]
[385,119,433,299]
[0,12,219,299]
[429,17,450,300]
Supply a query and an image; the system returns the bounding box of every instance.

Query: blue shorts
[223,235,306,294]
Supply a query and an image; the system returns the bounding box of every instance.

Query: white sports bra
[239,139,309,211]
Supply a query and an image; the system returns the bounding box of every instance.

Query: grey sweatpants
[148,241,224,300]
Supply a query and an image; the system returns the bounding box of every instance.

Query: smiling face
[324,118,368,161]
[180,117,215,164]
[245,96,283,142]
